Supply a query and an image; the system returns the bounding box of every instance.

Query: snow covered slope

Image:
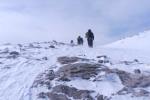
[105,30,150,51]
[0,36,150,100]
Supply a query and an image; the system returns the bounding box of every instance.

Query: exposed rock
[97,55,107,59]
[49,45,55,48]
[9,51,19,55]
[42,57,48,60]
[47,93,70,100]
[45,70,55,80]
[33,55,150,99]
[134,59,139,62]
[29,43,42,48]
[52,85,94,100]
[2,66,11,69]
[117,87,134,95]
[58,76,71,81]
[98,60,110,64]
[8,51,20,58]
[38,85,94,100]
[32,70,55,89]
[133,89,150,97]
[134,69,141,74]
[97,55,111,65]
[29,43,34,47]
[97,94,110,100]
[17,44,23,47]
[38,92,47,99]
[56,63,102,80]
[119,59,141,65]
[38,92,70,100]
[114,70,134,87]
[114,69,150,88]
[118,87,150,97]
[121,61,134,65]
[57,56,89,64]
[57,56,79,64]
[0,49,9,54]
[97,95,104,100]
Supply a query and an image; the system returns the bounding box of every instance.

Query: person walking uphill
[85,29,94,47]
[77,36,84,45]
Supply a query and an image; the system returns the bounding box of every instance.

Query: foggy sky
[0,0,150,44]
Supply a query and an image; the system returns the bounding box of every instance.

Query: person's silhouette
[85,29,94,47]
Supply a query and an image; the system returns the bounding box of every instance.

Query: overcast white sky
[0,0,150,44]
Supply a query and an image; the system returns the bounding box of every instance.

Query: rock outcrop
[38,85,94,100]
[57,56,90,64]
[31,56,150,100]
[56,63,102,80]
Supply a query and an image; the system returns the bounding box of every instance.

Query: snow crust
[0,30,150,100]
[105,30,150,51]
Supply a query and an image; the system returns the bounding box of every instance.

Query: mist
[0,0,150,44]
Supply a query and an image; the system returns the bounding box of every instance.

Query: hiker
[77,36,84,45]
[70,40,74,46]
[85,29,94,47]
[70,40,74,44]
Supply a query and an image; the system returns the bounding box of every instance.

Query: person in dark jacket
[70,40,74,44]
[85,29,94,47]
[70,40,74,46]
[77,36,84,45]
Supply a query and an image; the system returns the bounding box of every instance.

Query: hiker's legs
[90,40,93,47]
[87,38,93,47]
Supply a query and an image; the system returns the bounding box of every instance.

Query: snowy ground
[0,31,150,100]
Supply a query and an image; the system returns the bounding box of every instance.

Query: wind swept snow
[0,30,150,100]
[105,30,150,51]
